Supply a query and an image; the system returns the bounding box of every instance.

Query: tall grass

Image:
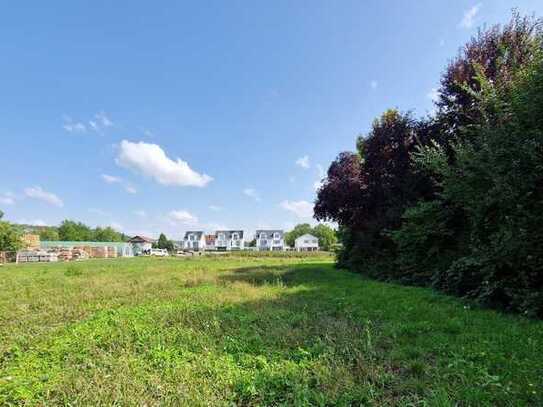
[0,256,541,405]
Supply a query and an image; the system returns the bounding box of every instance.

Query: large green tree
[38,227,59,241]
[155,233,174,252]
[57,220,124,242]
[58,220,93,241]
[312,224,338,251]
[93,226,123,242]
[0,211,22,252]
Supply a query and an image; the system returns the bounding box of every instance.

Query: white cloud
[101,174,137,194]
[168,210,198,225]
[317,164,325,178]
[62,115,87,133]
[142,128,155,138]
[313,164,326,191]
[243,188,261,202]
[95,111,113,128]
[459,3,481,29]
[89,121,98,132]
[64,112,113,135]
[0,192,15,206]
[101,174,122,184]
[209,205,222,212]
[370,80,378,90]
[295,155,310,169]
[24,186,64,207]
[280,200,314,218]
[116,140,213,187]
[133,209,147,217]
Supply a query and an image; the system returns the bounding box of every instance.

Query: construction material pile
[72,247,90,260]
[18,250,59,263]
[21,234,40,250]
[56,249,73,261]
[90,247,108,258]
[16,242,131,263]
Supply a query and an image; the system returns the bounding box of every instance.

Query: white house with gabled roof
[295,233,319,251]
[256,230,284,251]
[183,231,206,251]
[215,230,244,251]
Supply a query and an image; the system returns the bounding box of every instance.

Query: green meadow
[0,255,541,406]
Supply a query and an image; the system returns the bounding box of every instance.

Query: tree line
[314,13,543,317]
[0,216,128,251]
[36,220,127,242]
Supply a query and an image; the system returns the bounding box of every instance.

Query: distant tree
[58,220,93,241]
[312,224,338,251]
[93,226,123,242]
[38,227,59,241]
[284,223,313,247]
[0,216,22,252]
[155,233,174,252]
[246,238,256,247]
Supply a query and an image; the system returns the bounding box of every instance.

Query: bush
[401,33,543,316]
[391,201,462,285]
[0,217,22,252]
[315,13,543,317]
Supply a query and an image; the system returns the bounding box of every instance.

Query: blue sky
[1,1,542,239]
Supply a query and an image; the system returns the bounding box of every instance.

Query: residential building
[295,234,319,251]
[255,230,284,251]
[127,235,154,255]
[205,234,216,251]
[183,231,206,251]
[215,230,244,251]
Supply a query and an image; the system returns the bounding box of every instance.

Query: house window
[189,234,195,241]
[218,233,225,240]
[261,239,268,245]
[273,232,280,239]
[260,233,267,239]
[232,233,239,240]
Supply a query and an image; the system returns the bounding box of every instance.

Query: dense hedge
[315,14,543,317]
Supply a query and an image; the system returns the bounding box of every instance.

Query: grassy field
[0,255,541,406]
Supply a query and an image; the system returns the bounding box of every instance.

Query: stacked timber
[72,248,89,261]
[57,249,73,261]
[21,234,40,249]
[18,250,58,263]
[107,246,117,258]
[91,247,108,258]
